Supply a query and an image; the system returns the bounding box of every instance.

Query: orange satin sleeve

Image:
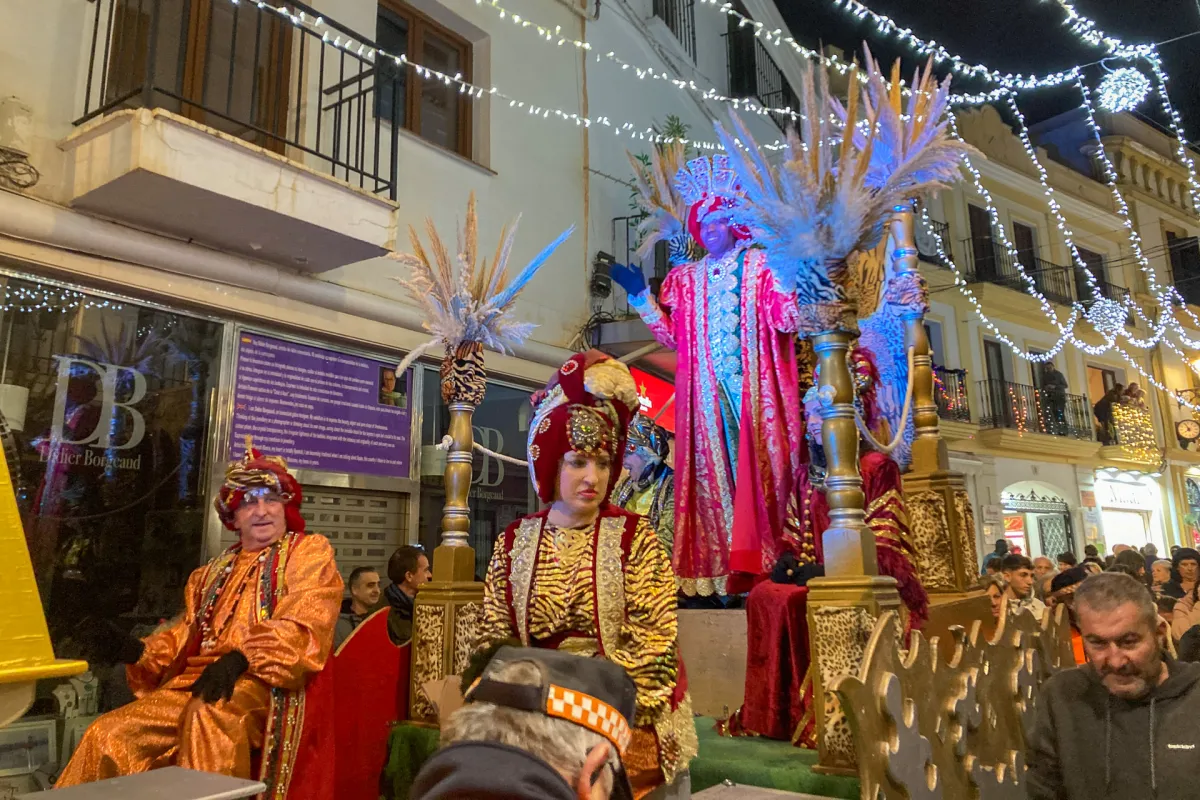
[126,566,206,697]
[241,534,343,690]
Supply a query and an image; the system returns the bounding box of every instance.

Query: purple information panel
[230,332,412,478]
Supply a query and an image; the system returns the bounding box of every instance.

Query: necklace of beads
[198,546,271,650]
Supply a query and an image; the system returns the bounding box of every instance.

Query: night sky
[773,0,1200,140]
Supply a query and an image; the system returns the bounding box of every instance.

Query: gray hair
[442,659,615,794]
[1153,559,1173,571]
[1074,571,1158,630]
[981,574,1007,593]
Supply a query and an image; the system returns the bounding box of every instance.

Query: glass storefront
[417,372,538,579]
[1,275,224,662]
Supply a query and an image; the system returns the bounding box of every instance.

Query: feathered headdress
[713,51,975,315]
[388,193,574,357]
[830,46,979,196]
[628,142,690,260]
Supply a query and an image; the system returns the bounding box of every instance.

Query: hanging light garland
[1111,402,1159,464]
[1097,66,1152,113]
[1,283,122,314]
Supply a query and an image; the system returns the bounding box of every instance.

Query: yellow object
[0,439,87,726]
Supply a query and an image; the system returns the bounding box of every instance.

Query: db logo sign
[50,356,147,450]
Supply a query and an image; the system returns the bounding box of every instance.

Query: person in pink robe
[612,155,804,596]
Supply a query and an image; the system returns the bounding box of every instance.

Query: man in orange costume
[57,440,342,797]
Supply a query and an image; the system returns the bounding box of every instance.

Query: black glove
[610,262,647,297]
[192,650,250,703]
[79,619,145,665]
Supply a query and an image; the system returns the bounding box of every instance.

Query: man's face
[406,555,432,591]
[233,489,288,552]
[351,570,381,609]
[1057,560,1072,572]
[1033,557,1054,580]
[623,448,650,479]
[1005,567,1034,599]
[1180,559,1199,582]
[805,404,823,445]
[1078,601,1166,700]
[699,218,735,257]
[382,369,397,393]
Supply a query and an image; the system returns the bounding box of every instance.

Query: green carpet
[690,718,860,798]
[384,717,860,799]
[383,723,440,800]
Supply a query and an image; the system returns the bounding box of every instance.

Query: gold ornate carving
[954,490,979,581]
[906,490,957,591]
[411,604,446,720]
[811,605,878,768]
[453,602,482,676]
[834,602,1074,798]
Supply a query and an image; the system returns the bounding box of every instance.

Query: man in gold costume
[476,352,697,798]
[57,441,342,797]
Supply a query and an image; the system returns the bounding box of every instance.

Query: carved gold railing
[833,602,1077,798]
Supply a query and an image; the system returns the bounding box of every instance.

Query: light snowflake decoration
[1085,297,1127,339]
[1097,67,1151,113]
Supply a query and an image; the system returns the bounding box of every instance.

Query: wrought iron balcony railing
[78,0,401,199]
[933,366,971,423]
[977,379,1093,440]
[961,238,1076,307]
[653,0,698,62]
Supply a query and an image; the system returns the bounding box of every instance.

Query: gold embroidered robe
[57,533,342,793]
[478,506,698,789]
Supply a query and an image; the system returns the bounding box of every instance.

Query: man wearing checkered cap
[412,646,639,800]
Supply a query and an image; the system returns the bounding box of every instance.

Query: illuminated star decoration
[1097,67,1151,113]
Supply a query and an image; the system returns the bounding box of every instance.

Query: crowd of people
[978,537,1200,797]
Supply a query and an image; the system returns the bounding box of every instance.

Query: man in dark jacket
[385,545,431,644]
[1027,571,1200,799]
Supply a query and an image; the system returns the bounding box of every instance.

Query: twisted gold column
[806,328,900,774]
[410,345,486,720]
[888,205,979,594]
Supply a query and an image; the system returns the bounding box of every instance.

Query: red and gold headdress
[527,352,639,504]
[803,345,887,440]
[214,436,305,532]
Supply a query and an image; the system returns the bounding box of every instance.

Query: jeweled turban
[527,352,639,504]
[214,436,306,533]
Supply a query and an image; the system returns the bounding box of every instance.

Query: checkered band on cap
[546,685,632,755]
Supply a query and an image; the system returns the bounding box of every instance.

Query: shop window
[418,369,537,579]
[376,1,473,158]
[0,275,223,667]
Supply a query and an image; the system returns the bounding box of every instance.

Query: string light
[1111,401,1159,464]
[1097,67,1151,113]
[1146,53,1200,217]
[1,284,121,313]
[815,0,1152,88]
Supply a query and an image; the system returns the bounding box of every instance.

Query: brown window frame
[377,0,473,160]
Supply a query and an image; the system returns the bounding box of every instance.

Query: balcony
[961,238,1076,307]
[653,0,697,62]
[977,379,1097,456]
[725,32,797,133]
[934,366,971,423]
[915,218,951,268]
[63,0,398,272]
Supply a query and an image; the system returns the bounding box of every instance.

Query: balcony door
[968,204,996,281]
[1075,246,1107,301]
[105,0,292,153]
[983,339,1010,427]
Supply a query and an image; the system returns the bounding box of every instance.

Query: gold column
[889,205,979,593]
[806,328,901,774]
[410,343,486,721]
